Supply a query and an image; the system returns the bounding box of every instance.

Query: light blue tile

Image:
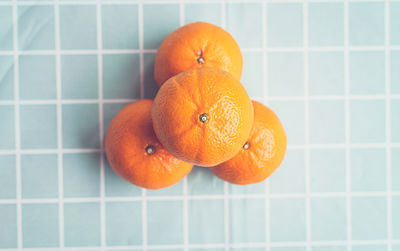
[394,245,400,251]
[310,100,345,144]
[150,250,182,251]
[0,155,16,199]
[230,198,266,243]
[0,105,15,149]
[0,204,17,248]
[0,56,14,100]
[106,201,142,246]
[350,100,385,143]
[393,196,400,239]
[392,148,400,191]
[59,5,97,49]
[270,149,305,194]
[267,52,304,96]
[19,55,56,100]
[143,4,180,49]
[20,105,57,149]
[22,203,59,248]
[312,246,347,251]
[0,6,13,50]
[187,166,224,195]
[351,148,386,192]
[146,180,183,196]
[309,51,344,95]
[231,249,266,251]
[104,157,142,197]
[21,154,58,199]
[349,3,384,46]
[392,100,400,142]
[61,55,98,99]
[352,245,387,251]
[350,51,385,95]
[190,249,224,251]
[102,5,139,50]
[18,6,55,50]
[310,148,346,193]
[267,3,303,47]
[149,250,182,251]
[308,3,344,46]
[188,199,224,244]
[392,51,400,94]
[390,3,400,45]
[270,198,306,241]
[272,248,306,251]
[226,3,262,48]
[103,54,140,99]
[143,53,159,99]
[184,3,221,25]
[229,182,265,195]
[311,197,346,241]
[352,197,387,240]
[62,104,99,149]
[147,200,184,245]
[63,153,100,198]
[242,52,263,98]
[64,202,101,247]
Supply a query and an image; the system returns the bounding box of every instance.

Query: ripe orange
[105,100,193,190]
[152,67,254,167]
[154,22,243,86]
[210,101,287,185]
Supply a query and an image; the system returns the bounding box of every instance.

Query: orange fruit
[154,22,243,86]
[105,99,193,190]
[210,101,287,185]
[152,67,254,167]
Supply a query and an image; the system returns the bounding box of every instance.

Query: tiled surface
[0,0,398,250]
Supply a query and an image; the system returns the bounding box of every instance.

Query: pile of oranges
[105,22,287,189]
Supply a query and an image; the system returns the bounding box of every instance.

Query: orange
[152,67,254,167]
[210,101,287,185]
[154,22,243,86]
[105,100,193,190]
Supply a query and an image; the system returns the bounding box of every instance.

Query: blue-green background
[0,0,400,250]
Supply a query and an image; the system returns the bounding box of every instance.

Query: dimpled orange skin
[210,101,287,185]
[105,100,193,190]
[154,22,243,86]
[152,67,254,167]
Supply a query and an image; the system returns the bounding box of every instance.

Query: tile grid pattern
[0,0,400,250]
[53,0,64,249]
[385,2,393,251]
[344,3,352,251]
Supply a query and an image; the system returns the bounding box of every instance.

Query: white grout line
[1,239,400,251]
[0,148,103,155]
[0,0,399,6]
[0,49,156,55]
[138,1,147,250]
[54,0,64,248]
[1,190,400,204]
[2,45,400,56]
[221,2,230,250]
[303,1,312,251]
[344,1,352,251]
[3,94,400,106]
[385,1,392,251]
[11,0,22,248]
[2,142,400,156]
[95,0,106,249]
[262,2,271,251]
